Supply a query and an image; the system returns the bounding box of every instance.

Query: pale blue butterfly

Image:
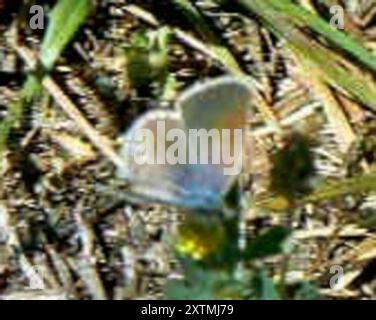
[117,76,253,210]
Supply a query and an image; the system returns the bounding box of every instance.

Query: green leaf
[126,27,172,88]
[244,227,291,260]
[0,98,25,157]
[294,282,321,300]
[41,0,92,70]
[304,174,376,204]
[160,73,179,101]
[251,269,281,300]
[270,133,316,199]
[165,264,249,299]
[359,211,376,229]
[165,267,226,300]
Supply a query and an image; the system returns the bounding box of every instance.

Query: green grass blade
[40,0,92,70]
[304,174,376,203]
[237,0,376,111]
[171,0,243,74]
[256,0,376,72]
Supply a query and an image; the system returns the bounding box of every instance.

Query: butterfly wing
[176,76,253,200]
[178,76,253,131]
[117,109,224,209]
[118,76,253,210]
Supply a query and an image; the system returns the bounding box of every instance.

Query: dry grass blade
[0,203,46,293]
[292,53,356,152]
[237,0,376,111]
[11,44,124,170]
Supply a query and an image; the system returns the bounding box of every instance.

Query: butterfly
[117,76,253,211]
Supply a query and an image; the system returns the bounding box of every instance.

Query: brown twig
[10,43,125,170]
